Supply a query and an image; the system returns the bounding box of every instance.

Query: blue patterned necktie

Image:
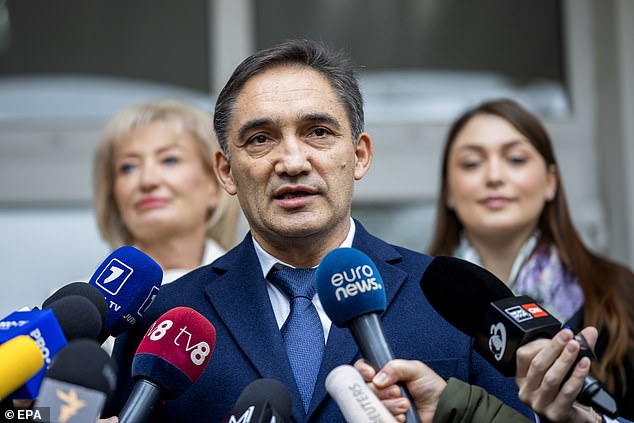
[268,266,324,412]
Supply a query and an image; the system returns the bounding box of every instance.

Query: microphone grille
[316,248,386,327]
[233,379,292,422]
[132,307,216,398]
[420,256,513,336]
[45,339,118,397]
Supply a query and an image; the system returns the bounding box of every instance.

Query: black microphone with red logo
[420,256,618,418]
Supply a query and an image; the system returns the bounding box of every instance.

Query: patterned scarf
[454,232,584,322]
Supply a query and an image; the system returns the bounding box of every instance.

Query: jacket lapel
[307,221,408,417]
[204,235,302,412]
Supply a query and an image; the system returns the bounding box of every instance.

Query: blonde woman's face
[113,122,218,243]
[446,114,557,240]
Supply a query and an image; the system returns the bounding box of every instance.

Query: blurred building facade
[0,0,632,315]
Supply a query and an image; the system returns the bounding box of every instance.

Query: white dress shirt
[251,218,356,342]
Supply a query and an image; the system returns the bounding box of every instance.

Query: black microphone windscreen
[42,282,108,325]
[420,256,514,337]
[45,339,118,397]
[234,379,292,422]
[45,295,103,341]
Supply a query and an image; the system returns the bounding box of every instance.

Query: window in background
[0,0,212,92]
[255,0,569,123]
[255,0,569,252]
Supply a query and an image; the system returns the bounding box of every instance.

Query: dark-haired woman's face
[446,114,557,240]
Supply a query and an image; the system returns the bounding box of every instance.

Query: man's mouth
[276,191,312,200]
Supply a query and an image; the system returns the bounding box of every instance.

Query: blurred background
[0,0,632,316]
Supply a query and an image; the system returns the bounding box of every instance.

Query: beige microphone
[326,365,397,423]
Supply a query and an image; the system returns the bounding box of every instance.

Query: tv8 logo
[146,318,211,366]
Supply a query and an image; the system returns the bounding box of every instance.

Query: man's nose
[274,137,311,176]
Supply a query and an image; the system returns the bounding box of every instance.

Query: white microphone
[326,365,397,423]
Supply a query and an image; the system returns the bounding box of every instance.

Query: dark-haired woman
[429,98,634,419]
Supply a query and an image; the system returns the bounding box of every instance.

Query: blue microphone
[88,246,162,339]
[0,309,67,399]
[316,247,421,423]
[0,286,108,399]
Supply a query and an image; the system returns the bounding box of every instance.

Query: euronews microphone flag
[89,246,162,338]
[316,247,421,423]
[316,247,385,329]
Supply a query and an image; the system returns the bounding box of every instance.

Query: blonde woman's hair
[93,99,240,250]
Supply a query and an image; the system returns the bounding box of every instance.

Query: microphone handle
[348,314,421,423]
[119,379,163,423]
[569,334,619,418]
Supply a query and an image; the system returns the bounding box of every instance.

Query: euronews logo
[330,265,383,302]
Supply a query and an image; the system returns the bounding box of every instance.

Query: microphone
[0,309,67,399]
[0,289,106,399]
[43,282,108,328]
[326,365,397,423]
[316,247,421,423]
[43,295,104,341]
[0,335,44,400]
[420,256,618,418]
[35,339,117,423]
[88,246,163,340]
[119,306,216,423]
[226,379,292,423]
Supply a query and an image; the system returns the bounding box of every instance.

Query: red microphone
[119,307,216,423]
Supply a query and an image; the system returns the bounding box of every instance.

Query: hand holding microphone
[355,358,536,423]
[326,364,397,423]
[516,326,601,423]
[354,359,445,423]
[316,247,421,423]
[420,256,618,418]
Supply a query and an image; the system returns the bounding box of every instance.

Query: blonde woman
[93,99,241,283]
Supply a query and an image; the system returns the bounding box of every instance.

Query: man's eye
[310,127,330,137]
[248,134,269,145]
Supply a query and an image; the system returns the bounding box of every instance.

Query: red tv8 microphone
[118,307,216,423]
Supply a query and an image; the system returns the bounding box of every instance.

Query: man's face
[215,65,372,248]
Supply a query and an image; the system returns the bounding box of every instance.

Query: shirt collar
[252,217,356,277]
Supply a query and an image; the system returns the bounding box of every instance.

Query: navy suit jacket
[111,222,533,422]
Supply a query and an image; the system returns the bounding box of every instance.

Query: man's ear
[353,133,373,180]
[213,150,237,195]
